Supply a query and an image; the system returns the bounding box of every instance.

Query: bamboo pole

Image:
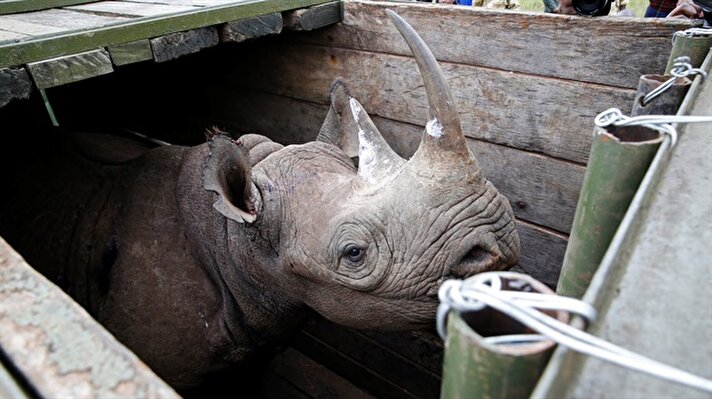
[556,125,664,299]
[441,275,565,399]
[665,33,712,73]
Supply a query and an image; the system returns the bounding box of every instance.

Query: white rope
[594,108,712,147]
[437,272,712,393]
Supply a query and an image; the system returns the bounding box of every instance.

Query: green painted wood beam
[0,0,96,15]
[0,0,334,68]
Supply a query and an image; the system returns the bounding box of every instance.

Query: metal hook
[640,56,707,106]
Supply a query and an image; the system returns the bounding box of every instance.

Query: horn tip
[349,97,364,123]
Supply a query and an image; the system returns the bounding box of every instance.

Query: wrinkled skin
[0,12,520,389]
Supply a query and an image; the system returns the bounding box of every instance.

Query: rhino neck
[178,144,309,359]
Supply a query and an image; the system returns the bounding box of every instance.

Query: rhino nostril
[450,246,496,278]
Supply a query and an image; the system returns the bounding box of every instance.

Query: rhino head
[202,11,520,332]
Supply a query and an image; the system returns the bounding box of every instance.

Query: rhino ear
[316,79,361,157]
[203,134,261,224]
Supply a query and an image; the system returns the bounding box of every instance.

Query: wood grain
[0,66,32,107]
[0,0,332,68]
[66,1,197,18]
[229,42,634,164]
[0,0,97,15]
[220,12,282,43]
[108,39,153,66]
[150,26,219,63]
[283,1,342,31]
[294,0,697,89]
[0,8,129,37]
[269,348,376,399]
[27,48,113,89]
[0,237,178,398]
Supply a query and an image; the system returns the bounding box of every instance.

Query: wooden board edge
[27,48,113,89]
[0,0,333,68]
[0,236,179,398]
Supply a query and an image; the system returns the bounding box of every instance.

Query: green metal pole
[441,275,564,399]
[556,125,663,299]
[665,33,712,74]
[631,74,691,117]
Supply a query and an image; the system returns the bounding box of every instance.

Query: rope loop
[594,108,712,147]
[437,272,712,393]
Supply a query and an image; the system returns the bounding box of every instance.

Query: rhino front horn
[386,10,479,175]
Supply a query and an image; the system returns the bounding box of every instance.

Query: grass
[518,0,649,16]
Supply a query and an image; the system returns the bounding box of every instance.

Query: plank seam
[283,37,642,92]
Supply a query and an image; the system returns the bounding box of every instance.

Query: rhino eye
[343,244,366,264]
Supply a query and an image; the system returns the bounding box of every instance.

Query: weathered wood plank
[283,1,342,31]
[259,367,312,399]
[0,28,29,41]
[293,0,697,89]
[127,0,245,5]
[108,39,153,66]
[66,1,197,18]
[293,330,419,399]
[0,237,179,398]
[360,330,444,376]
[270,348,376,399]
[151,26,219,62]
[0,0,331,68]
[0,0,97,16]
[27,48,113,89]
[0,8,130,37]
[229,42,634,164]
[220,12,282,43]
[517,220,568,288]
[301,322,441,399]
[0,66,31,107]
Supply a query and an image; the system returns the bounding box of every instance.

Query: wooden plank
[220,12,282,43]
[360,330,444,376]
[0,9,130,37]
[0,28,29,41]
[259,367,312,399]
[301,322,442,399]
[517,220,568,288]
[293,0,697,89]
[27,48,113,89]
[150,26,219,62]
[66,1,198,18]
[283,1,342,31]
[0,66,31,107]
[270,348,376,399]
[108,39,153,66]
[0,0,97,16]
[128,0,242,5]
[228,42,635,164]
[0,0,331,68]
[293,330,419,399]
[0,237,179,398]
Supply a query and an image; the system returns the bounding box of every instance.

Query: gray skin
[0,12,519,389]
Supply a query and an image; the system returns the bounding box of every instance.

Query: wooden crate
[0,1,698,398]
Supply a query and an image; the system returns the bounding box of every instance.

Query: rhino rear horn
[386,10,480,174]
[203,134,261,223]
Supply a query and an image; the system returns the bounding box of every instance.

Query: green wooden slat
[0,0,334,68]
[0,0,97,15]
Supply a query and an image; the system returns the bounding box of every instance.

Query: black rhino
[0,11,520,389]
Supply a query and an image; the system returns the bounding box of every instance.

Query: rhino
[0,11,519,389]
